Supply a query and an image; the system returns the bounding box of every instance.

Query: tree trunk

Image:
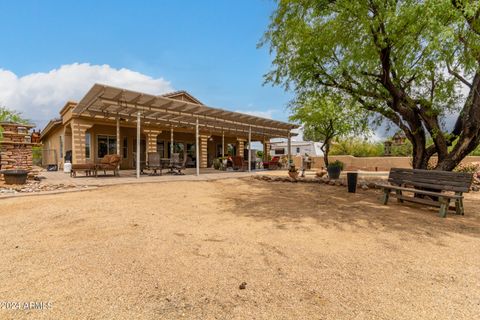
[321,139,330,168]
[436,73,480,171]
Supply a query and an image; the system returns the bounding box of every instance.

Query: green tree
[0,107,29,140]
[262,0,480,171]
[289,93,370,167]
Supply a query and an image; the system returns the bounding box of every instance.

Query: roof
[161,90,204,105]
[270,141,318,147]
[40,118,62,139]
[72,83,297,138]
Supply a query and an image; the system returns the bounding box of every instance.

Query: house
[40,84,297,173]
[269,140,323,157]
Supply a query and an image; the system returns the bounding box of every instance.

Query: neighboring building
[269,140,324,157]
[40,84,297,169]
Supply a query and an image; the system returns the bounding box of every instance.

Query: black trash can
[347,172,358,193]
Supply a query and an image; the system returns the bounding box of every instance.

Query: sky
[0,0,294,132]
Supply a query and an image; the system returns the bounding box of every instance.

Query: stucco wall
[41,125,63,167]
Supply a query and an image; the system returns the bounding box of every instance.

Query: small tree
[262,0,480,171]
[0,107,29,140]
[289,93,370,167]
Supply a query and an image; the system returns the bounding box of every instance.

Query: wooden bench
[376,168,474,217]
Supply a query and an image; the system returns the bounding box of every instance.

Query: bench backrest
[388,168,473,193]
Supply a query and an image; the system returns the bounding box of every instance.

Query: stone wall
[0,123,39,173]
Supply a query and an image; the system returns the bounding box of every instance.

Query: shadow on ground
[220,178,480,240]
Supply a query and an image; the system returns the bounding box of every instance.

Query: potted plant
[327,160,344,179]
[288,165,299,179]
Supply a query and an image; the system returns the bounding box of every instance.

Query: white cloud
[0,63,174,129]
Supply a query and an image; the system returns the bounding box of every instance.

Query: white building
[269,140,323,157]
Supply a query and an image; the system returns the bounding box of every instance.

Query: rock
[239,282,247,290]
[335,180,342,186]
[361,184,369,191]
[472,186,479,192]
[315,170,327,178]
[328,180,336,186]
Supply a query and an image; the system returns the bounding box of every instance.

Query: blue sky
[0,0,293,128]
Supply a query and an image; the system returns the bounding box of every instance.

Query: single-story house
[40,84,297,176]
[269,140,324,157]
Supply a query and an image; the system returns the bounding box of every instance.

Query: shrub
[327,160,344,170]
[330,138,384,157]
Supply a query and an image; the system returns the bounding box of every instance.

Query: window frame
[97,134,117,159]
[85,132,91,159]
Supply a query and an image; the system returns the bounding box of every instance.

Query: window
[167,142,185,159]
[59,135,64,159]
[157,141,164,157]
[85,133,91,159]
[227,143,236,156]
[274,148,285,155]
[97,135,117,158]
[296,147,300,153]
[123,137,128,159]
[187,143,196,159]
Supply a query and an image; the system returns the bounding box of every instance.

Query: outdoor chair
[263,156,281,170]
[147,152,162,176]
[97,154,121,176]
[186,155,196,168]
[70,163,97,177]
[172,153,187,175]
[231,156,245,171]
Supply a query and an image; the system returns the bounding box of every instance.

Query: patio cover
[72,84,297,139]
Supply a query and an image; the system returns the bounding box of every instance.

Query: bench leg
[454,192,464,215]
[381,188,390,205]
[455,197,465,215]
[395,189,403,203]
[439,197,450,218]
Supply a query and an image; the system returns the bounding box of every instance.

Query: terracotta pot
[288,171,299,179]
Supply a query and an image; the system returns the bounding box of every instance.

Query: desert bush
[330,138,384,157]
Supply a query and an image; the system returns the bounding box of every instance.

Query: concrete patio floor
[39,168,267,187]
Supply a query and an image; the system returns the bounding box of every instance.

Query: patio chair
[263,156,281,170]
[186,155,196,168]
[70,163,97,177]
[231,156,245,171]
[172,153,187,175]
[97,154,121,176]
[147,152,162,176]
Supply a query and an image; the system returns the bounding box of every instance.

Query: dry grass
[1,178,479,319]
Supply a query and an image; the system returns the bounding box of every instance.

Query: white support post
[222,131,225,157]
[287,131,292,169]
[136,112,141,179]
[116,117,121,175]
[248,126,252,172]
[196,118,200,176]
[170,127,174,157]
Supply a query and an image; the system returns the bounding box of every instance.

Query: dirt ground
[1,177,479,320]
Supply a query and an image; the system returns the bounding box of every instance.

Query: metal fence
[34,148,58,168]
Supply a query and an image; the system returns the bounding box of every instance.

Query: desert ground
[1,177,479,319]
